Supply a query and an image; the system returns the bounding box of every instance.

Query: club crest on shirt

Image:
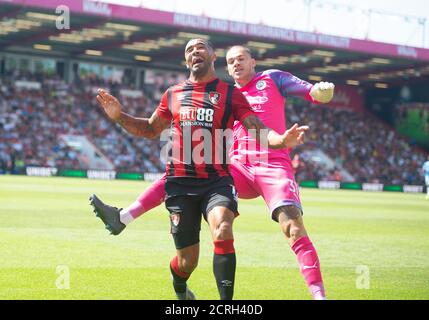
[209,92,221,104]
[170,213,180,226]
[256,80,267,90]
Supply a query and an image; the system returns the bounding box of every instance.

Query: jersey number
[196,108,214,122]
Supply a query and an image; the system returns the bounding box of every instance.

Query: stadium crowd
[288,100,427,184]
[0,70,427,185]
[0,70,164,174]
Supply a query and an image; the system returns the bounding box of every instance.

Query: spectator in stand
[0,70,426,184]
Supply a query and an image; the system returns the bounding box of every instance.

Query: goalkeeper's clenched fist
[310,81,335,104]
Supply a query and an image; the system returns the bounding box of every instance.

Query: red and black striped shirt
[156,78,254,178]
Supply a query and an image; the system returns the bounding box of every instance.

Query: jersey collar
[236,72,262,91]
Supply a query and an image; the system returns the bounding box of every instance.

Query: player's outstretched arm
[96,89,170,139]
[310,81,335,104]
[241,115,309,149]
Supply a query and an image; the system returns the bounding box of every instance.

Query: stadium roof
[1,0,429,88]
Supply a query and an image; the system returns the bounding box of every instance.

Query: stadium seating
[0,71,163,174]
[288,101,427,184]
[0,71,426,185]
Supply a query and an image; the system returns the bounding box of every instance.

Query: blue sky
[94,0,428,48]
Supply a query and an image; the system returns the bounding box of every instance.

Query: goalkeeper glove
[310,81,335,103]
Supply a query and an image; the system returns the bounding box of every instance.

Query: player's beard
[190,61,210,80]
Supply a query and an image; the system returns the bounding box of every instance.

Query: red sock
[170,256,190,294]
[291,236,326,300]
[170,256,190,279]
[213,239,235,254]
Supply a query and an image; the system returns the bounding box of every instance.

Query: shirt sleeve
[231,87,255,122]
[267,69,318,103]
[155,89,172,120]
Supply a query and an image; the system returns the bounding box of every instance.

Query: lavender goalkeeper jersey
[230,69,317,163]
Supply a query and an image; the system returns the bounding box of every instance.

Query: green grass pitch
[0,175,428,300]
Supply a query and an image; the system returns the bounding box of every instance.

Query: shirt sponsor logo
[246,96,269,105]
[180,107,197,121]
[245,95,268,111]
[180,107,215,127]
[256,80,267,90]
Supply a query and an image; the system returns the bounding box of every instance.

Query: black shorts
[165,176,238,249]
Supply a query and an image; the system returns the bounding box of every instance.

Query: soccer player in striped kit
[93,39,309,300]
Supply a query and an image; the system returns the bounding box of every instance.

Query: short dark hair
[203,39,214,52]
[226,45,253,58]
[185,38,214,53]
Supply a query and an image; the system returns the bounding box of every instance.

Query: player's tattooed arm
[116,111,170,139]
[96,89,170,139]
[241,114,273,144]
[241,115,309,149]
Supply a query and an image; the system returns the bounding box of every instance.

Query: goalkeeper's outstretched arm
[96,88,170,139]
[265,70,334,104]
